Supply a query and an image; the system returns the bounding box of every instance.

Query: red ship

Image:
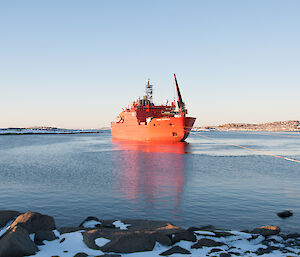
[111,74,196,142]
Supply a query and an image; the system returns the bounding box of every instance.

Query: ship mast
[173,74,186,116]
[145,79,153,103]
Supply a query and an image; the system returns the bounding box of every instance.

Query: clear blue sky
[1,0,299,128]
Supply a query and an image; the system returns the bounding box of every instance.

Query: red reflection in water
[112,139,188,208]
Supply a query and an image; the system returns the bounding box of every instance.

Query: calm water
[0,131,299,232]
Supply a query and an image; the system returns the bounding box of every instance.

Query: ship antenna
[146,79,153,103]
[173,74,186,116]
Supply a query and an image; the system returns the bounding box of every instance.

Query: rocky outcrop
[215,120,300,132]
[101,233,156,253]
[159,246,191,255]
[0,210,20,228]
[34,230,58,245]
[0,226,38,257]
[81,219,184,253]
[171,230,197,243]
[191,238,227,248]
[10,211,56,233]
[251,225,280,236]
[0,210,300,257]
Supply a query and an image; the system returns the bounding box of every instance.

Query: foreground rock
[101,233,156,253]
[34,230,58,245]
[251,225,280,236]
[0,210,20,227]
[10,211,56,233]
[81,219,184,252]
[1,210,300,257]
[0,226,38,257]
[191,238,226,248]
[160,246,191,255]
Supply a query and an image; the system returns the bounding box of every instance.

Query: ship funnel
[173,74,185,114]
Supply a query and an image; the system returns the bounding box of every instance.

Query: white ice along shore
[0,127,102,134]
[0,211,299,257]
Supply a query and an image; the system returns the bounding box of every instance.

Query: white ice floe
[95,237,110,247]
[113,220,131,230]
[82,220,101,228]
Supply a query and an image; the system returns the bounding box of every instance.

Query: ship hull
[111,116,196,142]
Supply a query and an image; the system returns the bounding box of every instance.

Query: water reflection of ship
[112,139,188,210]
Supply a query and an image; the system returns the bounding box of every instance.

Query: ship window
[153,124,156,126]
[172,132,177,136]
[169,123,173,126]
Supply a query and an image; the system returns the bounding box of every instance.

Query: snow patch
[194,230,216,236]
[95,237,110,247]
[82,220,101,228]
[113,220,131,230]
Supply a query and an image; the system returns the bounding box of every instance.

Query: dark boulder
[101,220,116,228]
[209,248,223,253]
[251,225,280,236]
[0,210,20,228]
[159,246,191,255]
[214,231,234,237]
[188,225,216,232]
[172,230,197,244]
[95,254,121,257]
[82,229,103,250]
[228,251,241,256]
[58,226,86,234]
[121,219,183,233]
[0,226,38,257]
[287,233,300,239]
[255,247,274,255]
[152,231,172,246]
[101,233,156,253]
[191,238,226,248]
[34,230,58,245]
[9,211,56,233]
[277,210,293,218]
[73,253,88,257]
[220,253,231,257]
[79,216,101,227]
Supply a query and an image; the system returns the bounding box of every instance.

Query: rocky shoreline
[199,120,300,132]
[0,210,299,257]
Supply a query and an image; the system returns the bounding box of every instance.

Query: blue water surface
[0,131,299,232]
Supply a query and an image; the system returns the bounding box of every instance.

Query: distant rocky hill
[211,120,300,132]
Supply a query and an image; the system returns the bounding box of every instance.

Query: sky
[0,0,299,129]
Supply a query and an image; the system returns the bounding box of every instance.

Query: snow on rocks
[113,220,131,230]
[95,237,111,247]
[1,210,300,256]
[79,216,102,228]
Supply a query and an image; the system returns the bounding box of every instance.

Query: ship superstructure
[111,74,196,142]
